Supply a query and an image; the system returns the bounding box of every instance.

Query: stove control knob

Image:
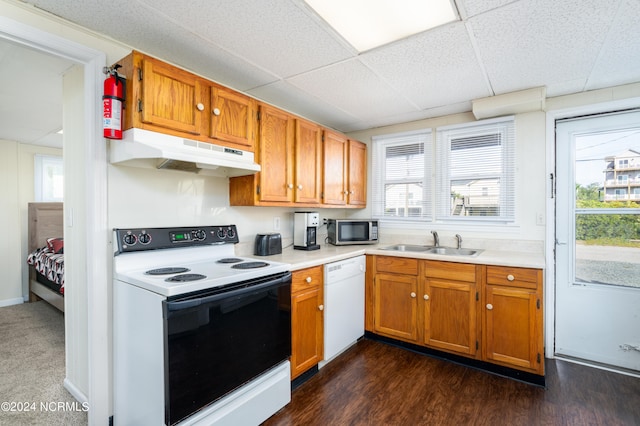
[123,233,137,246]
[226,227,236,239]
[138,233,152,245]
[216,228,226,239]
[192,229,206,241]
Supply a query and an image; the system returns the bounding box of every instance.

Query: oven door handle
[164,271,291,314]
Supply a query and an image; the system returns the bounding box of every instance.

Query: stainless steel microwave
[327,219,378,245]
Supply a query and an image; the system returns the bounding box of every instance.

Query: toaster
[254,233,282,256]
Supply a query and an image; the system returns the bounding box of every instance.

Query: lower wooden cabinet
[423,260,480,357]
[367,256,544,375]
[483,266,544,375]
[290,266,324,379]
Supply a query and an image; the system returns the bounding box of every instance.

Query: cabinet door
[140,57,203,135]
[258,105,294,202]
[484,284,542,373]
[209,86,255,150]
[295,119,322,204]
[322,130,347,205]
[423,278,477,356]
[291,287,324,379]
[347,140,367,206]
[373,273,418,342]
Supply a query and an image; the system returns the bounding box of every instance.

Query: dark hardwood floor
[264,339,640,426]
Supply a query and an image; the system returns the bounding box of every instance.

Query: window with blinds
[435,117,515,222]
[371,131,432,220]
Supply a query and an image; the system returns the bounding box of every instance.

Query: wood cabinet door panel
[295,119,322,204]
[423,260,476,282]
[424,278,477,355]
[376,256,419,275]
[291,287,323,379]
[323,131,347,205]
[347,140,367,206]
[141,58,202,134]
[258,105,294,202]
[291,266,323,294]
[210,87,255,149]
[373,273,418,342]
[485,285,539,370]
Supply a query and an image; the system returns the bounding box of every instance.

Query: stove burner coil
[165,273,207,282]
[231,261,269,269]
[217,258,245,264]
[146,267,190,275]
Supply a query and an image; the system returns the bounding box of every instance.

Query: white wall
[0,140,62,306]
[347,110,547,250]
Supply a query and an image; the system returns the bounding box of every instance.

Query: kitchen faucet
[455,234,462,249]
[431,230,439,247]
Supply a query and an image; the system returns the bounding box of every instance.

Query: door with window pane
[555,110,640,372]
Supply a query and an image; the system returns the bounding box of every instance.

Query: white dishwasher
[321,255,366,367]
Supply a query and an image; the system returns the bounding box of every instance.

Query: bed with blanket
[26,202,64,312]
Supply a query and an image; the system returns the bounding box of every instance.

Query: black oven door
[162,271,292,425]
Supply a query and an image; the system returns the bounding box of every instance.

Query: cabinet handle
[343,191,349,195]
[410,292,416,298]
[424,294,429,300]
[298,184,303,190]
[212,107,221,116]
[287,184,294,189]
[196,103,205,111]
[507,274,515,281]
[318,305,324,311]
[486,303,493,310]
[305,277,312,283]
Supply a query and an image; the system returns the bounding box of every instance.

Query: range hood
[109,128,261,177]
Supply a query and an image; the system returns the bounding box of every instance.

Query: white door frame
[0,16,110,424]
[545,96,640,366]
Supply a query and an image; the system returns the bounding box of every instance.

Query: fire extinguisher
[102,64,126,139]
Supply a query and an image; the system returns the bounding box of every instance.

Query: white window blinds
[371,131,432,220]
[435,117,515,222]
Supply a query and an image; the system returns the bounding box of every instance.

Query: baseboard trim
[365,332,546,387]
[0,297,24,308]
[64,378,89,404]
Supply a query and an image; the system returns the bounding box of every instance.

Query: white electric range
[113,225,292,426]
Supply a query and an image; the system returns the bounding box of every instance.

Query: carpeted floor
[0,301,87,425]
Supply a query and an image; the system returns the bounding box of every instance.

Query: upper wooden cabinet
[323,130,348,205]
[209,86,256,150]
[347,140,367,206]
[230,106,366,208]
[322,132,367,207]
[138,55,205,135]
[116,51,255,151]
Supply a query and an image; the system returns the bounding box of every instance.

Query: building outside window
[35,154,64,202]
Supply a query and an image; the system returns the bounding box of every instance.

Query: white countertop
[248,242,545,271]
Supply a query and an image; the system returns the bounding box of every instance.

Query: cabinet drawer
[376,256,418,275]
[423,260,476,282]
[486,266,539,289]
[292,266,323,293]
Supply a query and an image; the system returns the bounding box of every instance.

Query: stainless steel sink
[425,247,483,256]
[381,244,483,256]
[381,244,433,252]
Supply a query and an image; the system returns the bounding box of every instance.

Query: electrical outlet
[273,216,281,231]
[536,212,545,226]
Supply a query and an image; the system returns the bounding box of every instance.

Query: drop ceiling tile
[468,0,620,95]
[248,80,360,131]
[457,0,519,18]
[287,59,419,123]
[587,0,640,90]
[26,0,278,90]
[360,22,491,110]
[137,0,354,78]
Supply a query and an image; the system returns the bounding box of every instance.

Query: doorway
[555,109,640,372]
